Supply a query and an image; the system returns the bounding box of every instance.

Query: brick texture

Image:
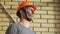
[33,19,47,23]
[48,11,60,15]
[36,32,41,34]
[41,0,54,2]
[30,23,40,27]
[1,0,11,1]
[34,28,48,32]
[48,20,60,23]
[0,22,9,26]
[34,2,47,7]
[41,15,55,19]
[0,26,2,30]
[48,3,60,6]
[0,2,4,4]
[12,0,26,1]
[35,11,47,14]
[0,9,2,13]
[41,7,54,10]
[5,2,18,5]
[4,5,10,9]
[0,31,5,34]
[0,0,60,34]
[49,28,60,32]
[42,23,55,27]
[56,24,60,27]
[42,32,55,34]
[34,15,40,18]
[7,9,16,13]
[27,0,40,2]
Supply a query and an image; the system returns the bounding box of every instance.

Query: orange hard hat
[17,2,36,11]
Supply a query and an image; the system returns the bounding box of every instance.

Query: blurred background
[0,0,60,34]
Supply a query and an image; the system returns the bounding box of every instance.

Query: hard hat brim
[17,5,36,12]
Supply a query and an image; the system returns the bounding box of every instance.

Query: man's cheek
[31,14,34,17]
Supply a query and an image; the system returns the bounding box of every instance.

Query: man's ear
[19,10,23,14]
[19,10,22,13]
[20,10,26,19]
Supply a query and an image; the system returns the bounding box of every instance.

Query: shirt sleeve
[6,24,18,34]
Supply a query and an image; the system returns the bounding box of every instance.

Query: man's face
[25,7,35,21]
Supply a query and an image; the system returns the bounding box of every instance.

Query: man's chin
[26,17,33,21]
[29,18,33,21]
[27,18,33,21]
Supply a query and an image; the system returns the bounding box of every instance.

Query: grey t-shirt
[6,23,36,34]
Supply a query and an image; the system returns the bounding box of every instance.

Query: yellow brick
[0,26,2,30]
[30,27,33,30]
[0,9,2,13]
[49,28,60,32]
[57,33,60,34]
[2,18,12,21]
[5,2,18,5]
[27,0,40,2]
[42,23,55,27]
[2,26,8,30]
[36,32,41,34]
[56,24,60,27]
[0,22,9,26]
[35,11,47,14]
[56,16,60,19]
[0,2,4,4]
[41,0,53,2]
[55,7,60,10]
[0,13,9,17]
[0,5,3,8]
[0,18,2,21]
[14,17,17,22]
[3,17,17,22]
[7,9,16,13]
[0,31,5,34]
[41,7,54,10]
[48,3,60,6]
[36,7,40,10]
[42,32,55,34]
[33,19,47,23]
[41,15,55,19]
[30,23,40,27]
[34,28,48,31]
[12,0,26,1]
[12,6,17,9]
[11,14,17,17]
[34,2,47,6]
[1,0,11,1]
[4,5,10,9]
[55,0,60,2]
[10,17,17,22]
[0,6,3,8]
[34,15,40,18]
[48,11,60,14]
[48,20,60,23]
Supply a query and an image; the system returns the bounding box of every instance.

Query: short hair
[16,6,32,19]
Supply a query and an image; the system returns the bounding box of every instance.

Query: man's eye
[30,9,34,14]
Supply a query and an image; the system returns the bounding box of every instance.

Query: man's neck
[20,19,30,28]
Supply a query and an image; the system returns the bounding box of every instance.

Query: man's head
[16,2,36,21]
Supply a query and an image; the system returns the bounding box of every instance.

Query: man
[6,2,36,34]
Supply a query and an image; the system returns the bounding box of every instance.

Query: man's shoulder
[9,23,21,27]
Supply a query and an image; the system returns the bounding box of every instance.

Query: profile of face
[20,7,35,21]
[25,7,35,21]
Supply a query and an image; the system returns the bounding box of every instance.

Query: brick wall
[0,0,60,34]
